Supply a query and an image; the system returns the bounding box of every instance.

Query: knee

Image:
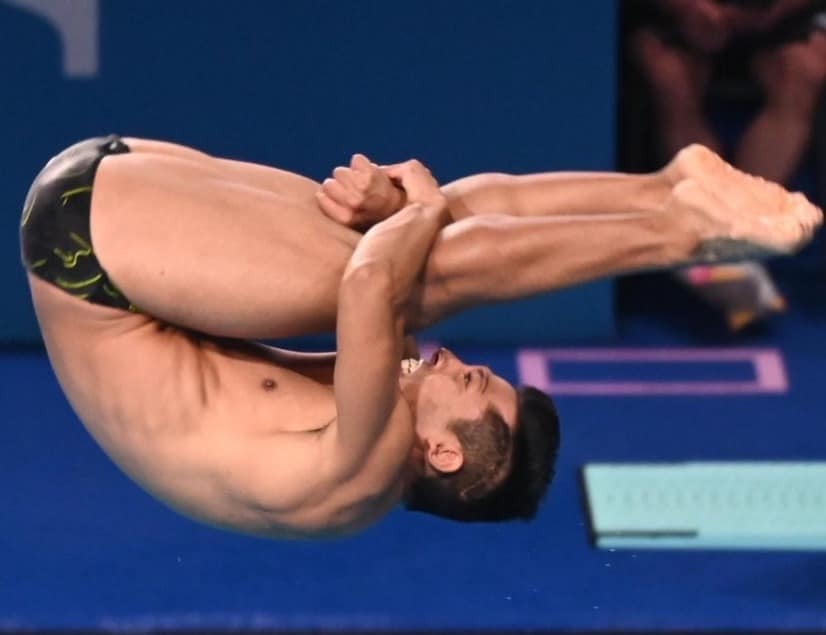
[449,172,514,194]
[442,173,516,218]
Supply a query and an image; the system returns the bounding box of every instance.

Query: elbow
[340,260,394,299]
[340,260,407,332]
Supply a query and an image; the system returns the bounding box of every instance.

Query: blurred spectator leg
[631,28,721,159]
[735,31,826,183]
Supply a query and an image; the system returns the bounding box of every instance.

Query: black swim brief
[20,135,136,311]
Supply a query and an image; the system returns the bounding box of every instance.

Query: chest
[206,344,338,434]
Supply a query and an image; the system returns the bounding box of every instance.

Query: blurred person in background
[625,0,826,329]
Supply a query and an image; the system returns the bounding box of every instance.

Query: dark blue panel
[0,0,616,344]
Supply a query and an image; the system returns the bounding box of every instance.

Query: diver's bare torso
[28,137,415,538]
[30,275,413,538]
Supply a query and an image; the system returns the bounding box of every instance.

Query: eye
[464,372,471,387]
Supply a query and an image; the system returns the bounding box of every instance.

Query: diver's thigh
[123,136,322,202]
[90,151,357,339]
[121,137,214,163]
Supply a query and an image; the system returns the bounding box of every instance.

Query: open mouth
[401,358,424,375]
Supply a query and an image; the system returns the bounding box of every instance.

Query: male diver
[20,135,822,538]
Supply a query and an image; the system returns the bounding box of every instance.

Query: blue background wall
[0,0,617,345]
[4,3,826,633]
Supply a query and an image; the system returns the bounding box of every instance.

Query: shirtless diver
[20,135,822,538]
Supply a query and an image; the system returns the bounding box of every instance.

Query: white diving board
[582,462,826,551]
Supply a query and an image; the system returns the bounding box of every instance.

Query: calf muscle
[89,144,686,340]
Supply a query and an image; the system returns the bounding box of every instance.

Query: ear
[427,441,464,474]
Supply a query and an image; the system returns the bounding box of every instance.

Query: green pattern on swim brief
[53,233,93,268]
[102,282,122,298]
[60,186,93,206]
[56,273,102,290]
[22,138,136,312]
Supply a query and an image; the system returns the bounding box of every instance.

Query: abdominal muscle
[28,275,407,538]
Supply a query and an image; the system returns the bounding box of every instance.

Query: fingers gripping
[318,160,374,221]
[350,153,373,172]
[315,186,355,224]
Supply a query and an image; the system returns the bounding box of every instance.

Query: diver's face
[399,348,519,433]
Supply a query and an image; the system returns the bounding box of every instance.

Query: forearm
[442,171,668,221]
[410,192,699,329]
[345,201,450,315]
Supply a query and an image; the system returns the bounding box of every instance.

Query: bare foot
[630,29,722,157]
[662,145,823,261]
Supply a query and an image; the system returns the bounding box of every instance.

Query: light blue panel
[583,462,826,551]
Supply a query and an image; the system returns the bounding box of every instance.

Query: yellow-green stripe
[56,273,102,289]
[61,186,93,205]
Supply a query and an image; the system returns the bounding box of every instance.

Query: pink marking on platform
[753,350,789,392]
[516,348,788,396]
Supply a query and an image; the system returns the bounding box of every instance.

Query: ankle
[637,171,672,214]
[650,201,704,267]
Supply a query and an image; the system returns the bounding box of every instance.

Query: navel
[261,377,277,391]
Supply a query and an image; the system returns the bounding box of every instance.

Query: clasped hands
[315,154,446,231]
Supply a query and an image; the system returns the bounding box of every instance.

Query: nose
[461,360,488,373]
[437,349,489,373]
[432,347,455,367]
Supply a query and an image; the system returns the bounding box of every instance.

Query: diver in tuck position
[20,135,822,538]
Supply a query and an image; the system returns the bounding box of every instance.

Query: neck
[400,434,427,489]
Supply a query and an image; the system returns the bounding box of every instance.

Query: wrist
[421,195,452,228]
[390,184,407,213]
